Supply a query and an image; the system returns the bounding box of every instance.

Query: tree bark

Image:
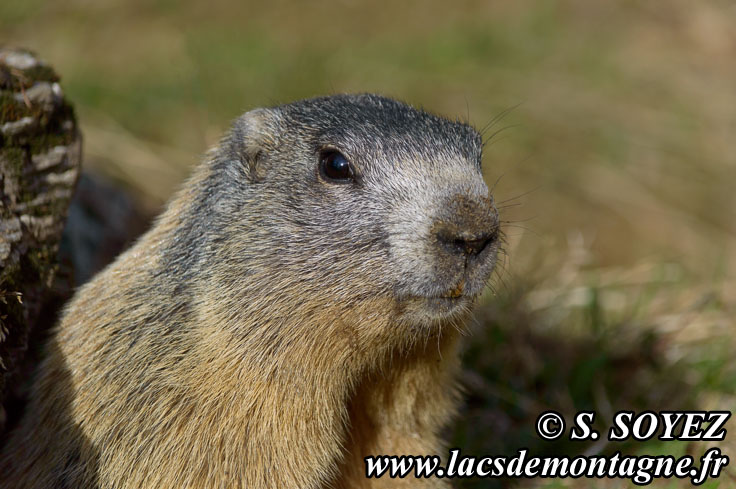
[0,47,81,433]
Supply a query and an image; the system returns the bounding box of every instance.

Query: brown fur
[0,94,498,488]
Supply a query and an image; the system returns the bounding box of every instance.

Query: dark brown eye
[319,150,354,183]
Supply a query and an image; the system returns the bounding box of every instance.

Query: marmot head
[189,94,498,337]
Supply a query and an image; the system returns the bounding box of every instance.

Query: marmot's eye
[319,150,354,183]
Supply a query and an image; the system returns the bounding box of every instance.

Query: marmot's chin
[399,295,473,325]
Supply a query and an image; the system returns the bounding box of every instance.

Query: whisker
[479,102,523,137]
[496,186,541,205]
[483,124,521,148]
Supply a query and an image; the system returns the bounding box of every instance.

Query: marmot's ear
[229,108,278,183]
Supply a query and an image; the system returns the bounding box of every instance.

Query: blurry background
[2,1,734,487]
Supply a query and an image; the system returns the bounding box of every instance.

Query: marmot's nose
[432,193,499,260]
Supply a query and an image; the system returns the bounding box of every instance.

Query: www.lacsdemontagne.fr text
[365,448,729,486]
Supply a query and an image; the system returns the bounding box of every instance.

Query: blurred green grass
[2,1,735,487]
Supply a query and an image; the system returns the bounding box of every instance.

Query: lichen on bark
[0,47,81,433]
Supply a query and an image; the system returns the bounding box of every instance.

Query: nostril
[438,230,497,257]
[460,232,496,256]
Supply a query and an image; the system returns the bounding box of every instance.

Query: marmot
[0,94,500,488]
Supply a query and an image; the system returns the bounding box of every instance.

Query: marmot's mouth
[398,284,475,320]
[442,281,465,299]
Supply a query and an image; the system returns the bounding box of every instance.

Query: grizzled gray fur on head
[168,93,498,327]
